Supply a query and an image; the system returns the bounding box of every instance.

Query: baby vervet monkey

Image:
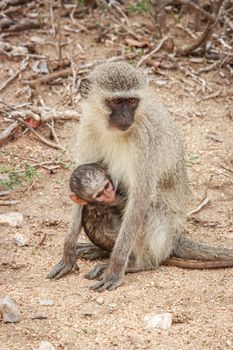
[69,163,124,252]
[47,61,233,291]
[69,163,123,208]
[70,163,233,271]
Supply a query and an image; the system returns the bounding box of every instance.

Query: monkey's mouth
[109,121,132,132]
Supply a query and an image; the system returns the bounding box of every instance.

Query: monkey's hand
[85,263,123,291]
[46,244,79,280]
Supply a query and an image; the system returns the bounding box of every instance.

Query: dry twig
[197,89,222,103]
[9,107,80,123]
[4,20,40,33]
[16,117,64,150]
[187,196,210,217]
[0,121,19,145]
[179,0,216,23]
[23,56,125,87]
[176,0,224,56]
[0,200,21,206]
[0,59,28,93]
[23,67,72,87]
[49,2,56,35]
[137,35,170,67]
[57,0,62,65]
[47,121,61,146]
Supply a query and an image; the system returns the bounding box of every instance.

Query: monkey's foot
[76,242,110,261]
[85,263,123,291]
[46,259,79,280]
[85,263,109,280]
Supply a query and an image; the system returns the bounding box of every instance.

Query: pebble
[0,212,23,227]
[0,296,21,323]
[39,299,54,306]
[144,312,172,330]
[13,233,28,247]
[96,297,104,305]
[38,341,55,350]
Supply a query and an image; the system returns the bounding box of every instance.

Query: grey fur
[47,61,233,288]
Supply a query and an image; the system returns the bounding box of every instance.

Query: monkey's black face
[107,98,139,131]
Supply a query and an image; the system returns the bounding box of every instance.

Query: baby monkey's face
[92,179,116,204]
[69,165,117,206]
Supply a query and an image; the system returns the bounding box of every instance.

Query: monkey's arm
[47,132,99,279]
[47,205,83,279]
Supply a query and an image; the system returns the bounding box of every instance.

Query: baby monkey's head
[69,163,116,205]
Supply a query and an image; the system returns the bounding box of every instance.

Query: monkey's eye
[108,99,122,107]
[127,98,139,105]
[104,182,109,190]
[96,192,102,198]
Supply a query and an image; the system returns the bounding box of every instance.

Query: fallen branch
[47,121,61,146]
[25,178,38,193]
[153,0,167,35]
[221,164,233,174]
[179,0,216,23]
[196,61,220,74]
[0,191,11,196]
[16,117,64,150]
[3,20,40,33]
[0,0,34,10]
[0,59,28,93]
[100,0,140,41]
[23,56,125,87]
[9,107,81,123]
[137,35,170,67]
[0,121,19,146]
[196,57,228,94]
[0,200,21,206]
[197,89,222,103]
[187,196,210,217]
[0,41,29,58]
[23,67,72,87]
[176,0,224,56]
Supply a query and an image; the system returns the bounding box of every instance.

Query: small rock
[96,297,104,305]
[0,296,21,323]
[0,212,23,227]
[144,313,172,330]
[39,299,54,306]
[38,341,55,350]
[13,233,28,247]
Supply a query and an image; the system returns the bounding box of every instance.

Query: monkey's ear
[70,194,88,205]
[79,78,91,98]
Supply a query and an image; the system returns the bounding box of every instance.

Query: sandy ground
[0,3,233,350]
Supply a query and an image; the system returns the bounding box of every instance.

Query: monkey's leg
[76,242,110,260]
[46,205,82,279]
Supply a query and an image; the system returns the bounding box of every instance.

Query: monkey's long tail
[168,235,233,269]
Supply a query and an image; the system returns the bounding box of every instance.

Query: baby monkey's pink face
[93,179,116,204]
[70,179,116,206]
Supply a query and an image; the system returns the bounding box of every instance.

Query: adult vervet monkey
[69,163,233,270]
[47,61,233,291]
